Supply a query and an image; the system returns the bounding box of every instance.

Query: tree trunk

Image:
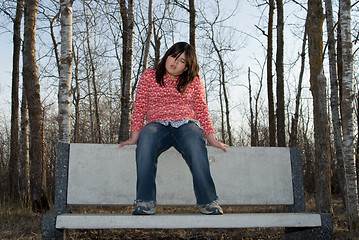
[307,0,332,213]
[72,45,80,143]
[324,0,346,207]
[276,0,285,147]
[248,67,255,146]
[212,35,233,146]
[23,0,49,213]
[9,0,24,201]
[189,0,195,48]
[290,21,307,147]
[58,0,73,143]
[267,0,276,147]
[20,82,30,201]
[153,23,161,67]
[339,0,359,228]
[142,0,153,73]
[83,1,102,143]
[219,77,225,143]
[118,0,134,142]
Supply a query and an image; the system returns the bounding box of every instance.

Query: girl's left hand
[205,133,228,152]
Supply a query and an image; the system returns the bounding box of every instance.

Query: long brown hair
[156,42,199,93]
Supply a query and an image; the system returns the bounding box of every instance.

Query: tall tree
[8,0,24,201]
[23,0,49,212]
[83,0,102,143]
[307,0,332,213]
[324,0,346,207]
[289,21,306,147]
[276,0,285,147]
[19,83,30,200]
[58,0,74,143]
[173,0,196,48]
[267,0,276,146]
[189,0,195,48]
[118,0,134,142]
[339,0,359,228]
[203,0,233,145]
[142,0,153,72]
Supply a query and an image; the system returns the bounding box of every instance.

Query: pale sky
[0,0,310,136]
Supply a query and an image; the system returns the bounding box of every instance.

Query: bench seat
[56,213,322,229]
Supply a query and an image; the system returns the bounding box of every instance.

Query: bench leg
[285,213,333,240]
[42,214,64,240]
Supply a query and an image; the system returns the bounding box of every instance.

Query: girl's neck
[166,72,177,81]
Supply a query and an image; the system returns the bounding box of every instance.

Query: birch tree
[307,0,332,213]
[58,0,73,143]
[324,0,346,206]
[339,0,359,228]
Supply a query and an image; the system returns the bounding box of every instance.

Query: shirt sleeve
[131,69,151,132]
[192,75,215,135]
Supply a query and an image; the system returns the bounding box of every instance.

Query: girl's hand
[205,133,228,152]
[119,132,140,148]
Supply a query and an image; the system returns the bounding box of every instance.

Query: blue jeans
[135,121,218,206]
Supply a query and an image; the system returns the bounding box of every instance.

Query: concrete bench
[42,142,333,239]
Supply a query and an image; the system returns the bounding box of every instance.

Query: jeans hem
[134,199,156,205]
[196,197,219,207]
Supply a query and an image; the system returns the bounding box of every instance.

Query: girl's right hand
[119,132,140,148]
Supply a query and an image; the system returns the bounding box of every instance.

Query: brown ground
[0,197,357,240]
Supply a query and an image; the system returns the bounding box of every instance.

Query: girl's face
[165,52,188,79]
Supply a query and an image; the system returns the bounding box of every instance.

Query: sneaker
[201,201,223,215]
[132,201,156,215]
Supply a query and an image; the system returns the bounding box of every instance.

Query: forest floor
[1,196,358,240]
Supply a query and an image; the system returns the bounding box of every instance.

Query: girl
[120,42,227,215]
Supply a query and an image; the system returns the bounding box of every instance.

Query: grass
[0,196,357,239]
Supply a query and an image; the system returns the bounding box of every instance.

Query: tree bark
[142,0,153,73]
[83,1,102,143]
[72,44,80,142]
[339,0,359,228]
[276,0,285,147]
[9,0,24,201]
[58,0,74,143]
[211,31,233,146]
[189,0,196,48]
[248,67,255,146]
[324,0,346,207]
[118,0,134,142]
[290,21,307,147]
[267,0,276,147]
[307,0,332,213]
[23,0,49,213]
[20,82,30,201]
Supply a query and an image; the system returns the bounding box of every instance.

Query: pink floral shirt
[131,68,215,135]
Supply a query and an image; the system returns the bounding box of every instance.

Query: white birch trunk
[58,0,73,143]
[324,0,346,207]
[339,0,359,227]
